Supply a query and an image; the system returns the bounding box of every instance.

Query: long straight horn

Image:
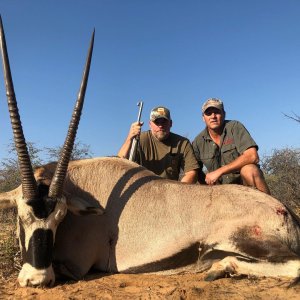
[0,16,38,200]
[48,30,95,198]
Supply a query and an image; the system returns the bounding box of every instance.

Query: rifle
[129,101,143,161]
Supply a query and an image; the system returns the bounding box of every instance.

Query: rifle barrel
[128,101,143,161]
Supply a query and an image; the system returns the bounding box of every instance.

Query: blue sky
[0,0,299,162]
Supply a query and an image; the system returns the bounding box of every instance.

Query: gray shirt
[192,120,258,184]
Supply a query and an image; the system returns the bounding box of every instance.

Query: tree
[261,148,300,216]
[44,141,93,162]
[283,112,300,123]
[0,140,93,193]
[0,141,43,192]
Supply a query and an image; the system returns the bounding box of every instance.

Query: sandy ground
[1,271,300,300]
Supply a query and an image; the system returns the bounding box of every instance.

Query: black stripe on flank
[24,228,54,269]
[231,226,299,262]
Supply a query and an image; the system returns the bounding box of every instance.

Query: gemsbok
[0,17,300,287]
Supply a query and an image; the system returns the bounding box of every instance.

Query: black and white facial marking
[17,183,67,284]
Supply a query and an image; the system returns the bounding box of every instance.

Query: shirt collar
[202,121,228,141]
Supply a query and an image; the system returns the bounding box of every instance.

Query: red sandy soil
[1,271,300,300]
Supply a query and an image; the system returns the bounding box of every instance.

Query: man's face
[149,118,172,141]
[202,107,225,130]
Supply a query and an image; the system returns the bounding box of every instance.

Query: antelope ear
[66,196,104,216]
[0,198,16,210]
[0,189,18,210]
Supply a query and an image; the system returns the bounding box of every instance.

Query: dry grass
[0,208,20,280]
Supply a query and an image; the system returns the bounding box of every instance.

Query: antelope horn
[0,16,38,200]
[48,30,95,198]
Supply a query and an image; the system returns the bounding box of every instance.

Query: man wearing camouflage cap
[118,106,199,183]
[192,98,270,194]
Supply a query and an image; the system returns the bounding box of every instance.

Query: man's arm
[180,140,200,184]
[117,122,143,159]
[181,169,198,184]
[205,147,259,185]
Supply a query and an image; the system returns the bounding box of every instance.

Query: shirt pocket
[200,150,217,171]
[221,144,239,165]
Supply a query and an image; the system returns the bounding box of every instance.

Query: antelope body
[0,17,300,287]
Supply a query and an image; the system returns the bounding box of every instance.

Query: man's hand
[117,121,144,159]
[128,121,144,140]
[205,169,222,185]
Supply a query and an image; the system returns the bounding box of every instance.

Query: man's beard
[154,130,169,141]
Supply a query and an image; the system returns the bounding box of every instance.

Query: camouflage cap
[202,98,224,113]
[150,106,171,121]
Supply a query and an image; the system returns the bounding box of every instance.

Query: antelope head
[0,16,100,287]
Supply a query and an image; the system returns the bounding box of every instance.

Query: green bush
[261,148,300,217]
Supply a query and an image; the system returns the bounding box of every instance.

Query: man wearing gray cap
[118,106,199,183]
[192,98,270,194]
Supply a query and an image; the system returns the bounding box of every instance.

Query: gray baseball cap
[202,98,224,113]
[150,106,171,121]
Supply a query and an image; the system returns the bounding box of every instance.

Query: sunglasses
[153,118,169,125]
[204,109,222,116]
